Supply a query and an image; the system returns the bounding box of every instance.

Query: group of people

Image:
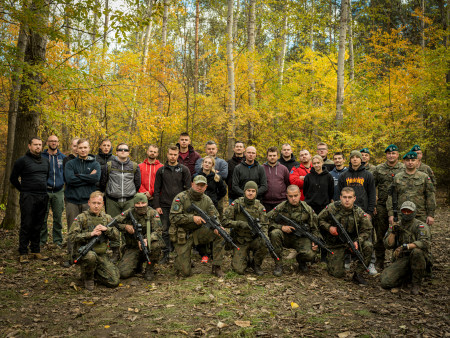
[10,133,436,295]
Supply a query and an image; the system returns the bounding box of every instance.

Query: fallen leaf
[391,288,399,293]
[217,321,227,329]
[44,279,48,283]
[234,320,251,328]
[291,302,299,309]
[399,325,407,330]
[118,283,123,287]
[166,304,175,308]
[82,301,94,306]
[338,331,351,338]
[246,277,257,281]
[104,325,110,329]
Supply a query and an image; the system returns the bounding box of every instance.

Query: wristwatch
[402,243,409,250]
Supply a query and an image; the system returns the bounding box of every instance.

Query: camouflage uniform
[267,200,321,265]
[169,189,225,277]
[373,161,405,266]
[380,218,431,289]
[365,163,376,175]
[417,162,436,186]
[318,202,373,278]
[69,210,120,287]
[115,207,164,279]
[222,197,269,275]
[386,171,436,223]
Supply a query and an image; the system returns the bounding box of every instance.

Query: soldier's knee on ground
[298,249,316,262]
[118,262,135,279]
[380,270,398,289]
[410,247,424,259]
[104,272,120,288]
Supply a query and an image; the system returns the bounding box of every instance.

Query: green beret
[350,150,363,160]
[410,144,421,152]
[360,148,370,154]
[193,175,207,184]
[134,193,147,204]
[244,181,258,192]
[402,151,418,160]
[385,144,398,153]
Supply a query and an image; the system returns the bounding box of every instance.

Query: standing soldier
[372,144,404,270]
[387,151,436,226]
[69,191,120,291]
[223,181,269,276]
[360,148,376,174]
[169,176,225,277]
[380,201,431,295]
[318,187,373,285]
[115,193,164,281]
[410,145,436,186]
[267,185,320,276]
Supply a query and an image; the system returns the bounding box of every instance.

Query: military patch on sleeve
[231,202,235,206]
[155,214,160,218]
[419,224,425,228]
[175,198,181,202]
[363,213,368,217]
[263,208,266,212]
[420,231,425,236]
[173,204,180,211]
[74,217,77,221]
[121,212,125,216]
[427,177,431,180]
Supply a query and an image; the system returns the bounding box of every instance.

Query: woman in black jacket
[303,155,334,215]
[193,156,227,208]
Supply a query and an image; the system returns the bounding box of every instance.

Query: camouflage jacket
[373,161,405,204]
[386,170,436,219]
[417,162,436,186]
[222,197,269,242]
[365,163,377,175]
[318,201,373,247]
[266,200,321,239]
[115,207,163,249]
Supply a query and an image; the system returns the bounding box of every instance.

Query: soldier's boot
[84,273,95,291]
[30,253,49,261]
[411,283,421,295]
[375,260,384,271]
[110,247,120,264]
[19,255,30,264]
[212,265,224,278]
[253,265,264,276]
[296,254,308,273]
[352,272,367,285]
[144,265,155,281]
[159,252,170,265]
[273,259,283,277]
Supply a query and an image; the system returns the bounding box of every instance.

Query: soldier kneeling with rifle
[380,201,431,295]
[116,193,164,281]
[318,187,373,285]
[69,191,120,291]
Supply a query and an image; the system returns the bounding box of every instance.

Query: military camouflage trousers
[117,241,162,279]
[270,229,317,263]
[380,248,427,288]
[80,251,120,288]
[326,240,373,278]
[374,203,389,263]
[231,237,268,275]
[174,227,225,277]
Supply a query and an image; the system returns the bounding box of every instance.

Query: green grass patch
[354,309,372,317]
[0,289,21,301]
[217,309,234,319]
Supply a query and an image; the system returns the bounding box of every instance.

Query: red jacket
[138,159,163,197]
[289,163,312,200]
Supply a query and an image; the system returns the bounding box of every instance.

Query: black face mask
[400,211,416,222]
[189,188,203,201]
[244,195,256,206]
[135,206,147,215]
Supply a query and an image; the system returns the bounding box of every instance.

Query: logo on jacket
[346,177,365,186]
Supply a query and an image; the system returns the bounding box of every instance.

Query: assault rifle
[74,218,118,264]
[129,210,152,265]
[389,184,400,248]
[328,211,369,271]
[239,206,279,261]
[274,214,334,255]
[187,203,240,251]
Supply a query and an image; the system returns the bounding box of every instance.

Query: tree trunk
[226,0,236,159]
[92,0,99,47]
[103,0,109,53]
[309,0,314,50]
[348,0,354,81]
[247,0,256,144]
[2,0,49,229]
[278,1,288,89]
[233,0,239,51]
[193,0,199,136]
[335,0,348,126]
[64,0,71,51]
[141,0,154,70]
[159,0,169,145]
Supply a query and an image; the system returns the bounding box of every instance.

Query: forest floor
[0,193,448,337]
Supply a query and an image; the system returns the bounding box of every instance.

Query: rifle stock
[129,210,152,265]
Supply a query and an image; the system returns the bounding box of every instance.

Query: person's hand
[138,239,148,251]
[393,246,402,259]
[125,224,134,234]
[144,191,151,199]
[281,225,295,234]
[373,207,377,215]
[214,227,225,237]
[193,216,206,225]
[426,216,434,226]
[312,242,318,251]
[388,216,394,225]
[353,241,359,250]
[156,208,163,214]
[90,169,97,175]
[91,224,107,237]
[329,226,338,236]
[367,214,372,221]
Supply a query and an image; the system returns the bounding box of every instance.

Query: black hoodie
[303,166,334,214]
[10,151,49,194]
[279,155,300,172]
[227,154,245,199]
[95,148,115,166]
[337,163,376,216]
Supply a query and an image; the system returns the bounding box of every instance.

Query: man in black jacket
[279,143,299,172]
[10,137,50,263]
[95,138,115,166]
[226,141,245,204]
[153,145,191,264]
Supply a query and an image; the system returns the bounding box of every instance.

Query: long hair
[203,156,220,182]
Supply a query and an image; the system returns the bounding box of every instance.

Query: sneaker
[201,256,209,264]
[368,263,378,275]
[159,253,169,265]
[19,255,30,264]
[297,261,308,273]
[144,266,154,281]
[30,253,49,261]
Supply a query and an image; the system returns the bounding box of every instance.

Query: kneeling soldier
[380,201,431,295]
[116,193,164,281]
[69,191,120,291]
[169,175,225,277]
[267,185,320,276]
[223,181,269,276]
[318,187,373,285]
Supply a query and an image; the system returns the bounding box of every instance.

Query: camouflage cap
[134,193,147,204]
[350,150,363,160]
[360,148,370,154]
[385,144,398,153]
[193,175,208,185]
[400,201,416,212]
[402,151,418,160]
[410,144,421,152]
[244,180,258,192]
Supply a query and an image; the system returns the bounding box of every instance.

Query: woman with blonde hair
[193,156,227,209]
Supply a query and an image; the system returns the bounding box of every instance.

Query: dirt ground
[0,194,448,337]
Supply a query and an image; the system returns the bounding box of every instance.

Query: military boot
[296,254,308,273]
[110,247,120,263]
[159,252,170,265]
[144,265,154,281]
[30,253,49,261]
[273,260,283,277]
[352,272,367,285]
[212,265,224,278]
[253,265,264,276]
[84,273,95,291]
[19,255,30,264]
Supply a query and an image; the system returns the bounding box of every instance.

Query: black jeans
[160,207,172,254]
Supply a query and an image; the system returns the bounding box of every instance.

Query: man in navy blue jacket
[40,135,66,248]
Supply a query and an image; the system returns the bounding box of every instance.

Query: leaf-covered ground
[1,194,449,337]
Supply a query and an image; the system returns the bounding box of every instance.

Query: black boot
[296,254,308,273]
[253,264,264,276]
[411,283,420,295]
[352,272,367,285]
[273,260,283,277]
[159,252,169,265]
[212,265,224,278]
[144,265,155,281]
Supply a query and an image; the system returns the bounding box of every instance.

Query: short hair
[299,149,310,154]
[341,187,355,196]
[235,141,245,146]
[168,144,179,152]
[116,142,129,151]
[90,191,104,200]
[205,140,216,147]
[29,137,42,144]
[281,143,291,148]
[71,137,80,144]
[148,144,159,150]
[267,146,279,155]
[77,138,89,146]
[333,152,345,158]
[100,138,111,145]
[179,132,190,137]
[317,142,328,149]
[312,155,323,163]
[286,185,300,193]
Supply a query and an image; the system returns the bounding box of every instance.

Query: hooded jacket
[95,148,115,166]
[303,166,334,214]
[138,158,163,197]
[330,166,348,201]
[227,154,245,200]
[337,163,376,216]
[262,162,290,204]
[153,162,191,209]
[176,144,201,176]
[232,160,268,199]
[289,162,312,201]
[41,149,66,192]
[193,171,227,207]
[64,155,101,204]
[278,155,300,173]
[10,151,49,194]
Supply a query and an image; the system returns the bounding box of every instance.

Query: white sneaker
[344,263,351,270]
[368,263,378,275]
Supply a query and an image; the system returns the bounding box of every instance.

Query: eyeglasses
[117,148,129,152]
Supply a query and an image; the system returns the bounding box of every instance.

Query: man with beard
[227,141,245,204]
[138,144,163,207]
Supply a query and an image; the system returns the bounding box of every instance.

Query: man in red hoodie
[139,144,163,207]
[289,149,312,200]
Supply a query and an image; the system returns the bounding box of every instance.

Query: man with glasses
[317,142,334,172]
[100,143,141,262]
